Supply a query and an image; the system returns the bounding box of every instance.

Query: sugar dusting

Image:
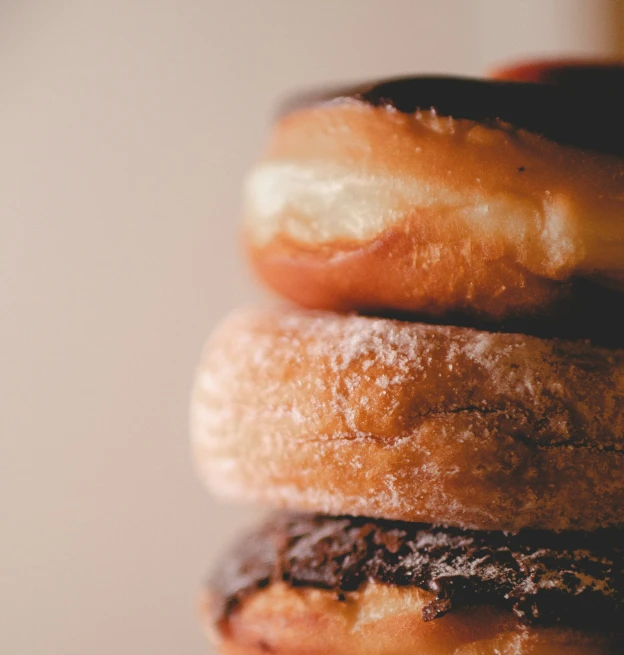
[191,306,624,532]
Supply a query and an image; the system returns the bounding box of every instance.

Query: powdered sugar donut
[243,76,624,335]
[190,306,624,533]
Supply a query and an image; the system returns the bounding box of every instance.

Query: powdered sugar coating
[191,306,624,532]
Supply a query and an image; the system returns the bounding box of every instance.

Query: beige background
[0,1,620,653]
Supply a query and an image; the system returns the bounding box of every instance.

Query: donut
[190,306,624,533]
[489,58,624,84]
[243,75,624,331]
[203,513,624,654]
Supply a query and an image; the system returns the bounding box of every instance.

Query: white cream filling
[244,160,582,277]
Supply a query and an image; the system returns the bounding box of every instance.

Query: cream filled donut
[204,514,624,655]
[243,75,624,334]
[190,306,624,533]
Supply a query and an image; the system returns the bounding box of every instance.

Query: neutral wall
[0,2,616,654]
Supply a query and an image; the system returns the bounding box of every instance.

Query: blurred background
[1,1,623,653]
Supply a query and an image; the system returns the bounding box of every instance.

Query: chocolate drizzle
[210,514,624,635]
[280,74,624,156]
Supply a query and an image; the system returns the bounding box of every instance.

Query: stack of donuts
[192,61,624,654]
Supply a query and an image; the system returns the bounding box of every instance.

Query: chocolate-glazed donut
[243,72,624,331]
[203,513,624,655]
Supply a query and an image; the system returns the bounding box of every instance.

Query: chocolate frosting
[210,514,624,635]
[280,74,624,156]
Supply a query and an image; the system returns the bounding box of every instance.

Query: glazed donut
[204,514,624,655]
[190,306,624,533]
[243,75,624,331]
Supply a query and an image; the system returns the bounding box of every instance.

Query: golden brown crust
[202,582,620,655]
[244,101,624,322]
[190,306,624,533]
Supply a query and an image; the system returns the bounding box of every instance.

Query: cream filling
[244,161,585,278]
